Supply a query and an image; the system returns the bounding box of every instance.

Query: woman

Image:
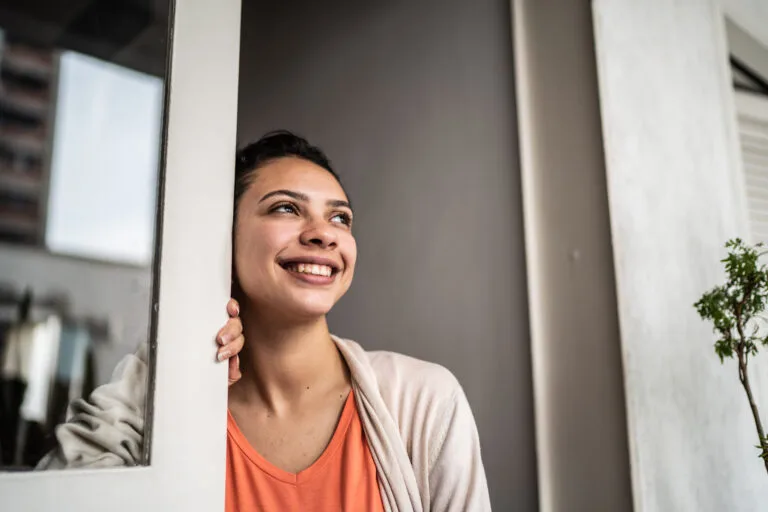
[42,131,491,511]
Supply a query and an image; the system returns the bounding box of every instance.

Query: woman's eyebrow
[327,199,353,212]
[258,189,309,203]
[259,190,353,212]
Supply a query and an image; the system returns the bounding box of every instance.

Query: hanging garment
[55,325,91,404]
[0,316,61,466]
[18,315,61,425]
[49,325,94,427]
[1,323,37,383]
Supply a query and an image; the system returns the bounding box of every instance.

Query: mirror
[0,0,169,470]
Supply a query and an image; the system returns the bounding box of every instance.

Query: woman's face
[234,157,357,321]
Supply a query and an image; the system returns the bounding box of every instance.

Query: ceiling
[0,0,170,77]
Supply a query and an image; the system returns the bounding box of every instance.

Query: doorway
[236,0,536,508]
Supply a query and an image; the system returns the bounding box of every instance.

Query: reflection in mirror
[0,0,169,470]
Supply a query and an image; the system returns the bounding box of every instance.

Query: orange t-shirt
[225,390,385,512]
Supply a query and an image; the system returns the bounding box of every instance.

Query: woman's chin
[245,289,341,323]
[280,296,335,320]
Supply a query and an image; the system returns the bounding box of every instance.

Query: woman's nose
[299,221,337,249]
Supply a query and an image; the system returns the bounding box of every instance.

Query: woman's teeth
[286,263,334,277]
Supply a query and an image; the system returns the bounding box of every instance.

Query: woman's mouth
[283,262,334,277]
[278,259,341,285]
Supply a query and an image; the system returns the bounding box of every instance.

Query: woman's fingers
[218,299,244,386]
[217,316,243,346]
[226,298,240,318]
[218,298,242,345]
[228,354,242,386]
[218,333,244,361]
[228,333,245,355]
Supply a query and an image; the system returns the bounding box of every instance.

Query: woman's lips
[283,262,334,277]
[281,262,337,285]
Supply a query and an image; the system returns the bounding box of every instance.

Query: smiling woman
[231,133,357,323]
[43,130,491,512]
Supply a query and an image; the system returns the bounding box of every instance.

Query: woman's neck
[232,310,349,414]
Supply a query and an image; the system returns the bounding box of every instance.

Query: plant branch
[735,302,768,474]
[696,238,768,477]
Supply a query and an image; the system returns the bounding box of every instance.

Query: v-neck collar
[226,389,356,485]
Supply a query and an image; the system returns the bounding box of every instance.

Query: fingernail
[219,334,231,345]
[234,303,239,316]
[218,350,230,362]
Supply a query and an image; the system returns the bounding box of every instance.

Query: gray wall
[237,0,537,509]
[593,0,768,510]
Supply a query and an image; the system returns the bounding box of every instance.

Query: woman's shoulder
[333,336,464,411]
[367,349,462,400]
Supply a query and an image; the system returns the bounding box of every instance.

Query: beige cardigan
[38,336,491,511]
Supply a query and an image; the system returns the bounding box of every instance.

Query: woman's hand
[216,298,244,386]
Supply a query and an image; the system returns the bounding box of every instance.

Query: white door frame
[0,0,241,509]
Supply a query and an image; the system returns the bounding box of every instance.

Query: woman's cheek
[343,236,358,273]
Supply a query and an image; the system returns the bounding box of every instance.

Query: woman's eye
[271,203,298,215]
[331,212,352,226]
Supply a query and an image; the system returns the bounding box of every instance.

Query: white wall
[593,0,768,510]
[237,0,537,508]
[0,244,151,384]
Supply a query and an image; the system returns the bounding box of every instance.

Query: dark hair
[234,130,345,216]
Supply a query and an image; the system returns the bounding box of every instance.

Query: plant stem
[736,322,768,474]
